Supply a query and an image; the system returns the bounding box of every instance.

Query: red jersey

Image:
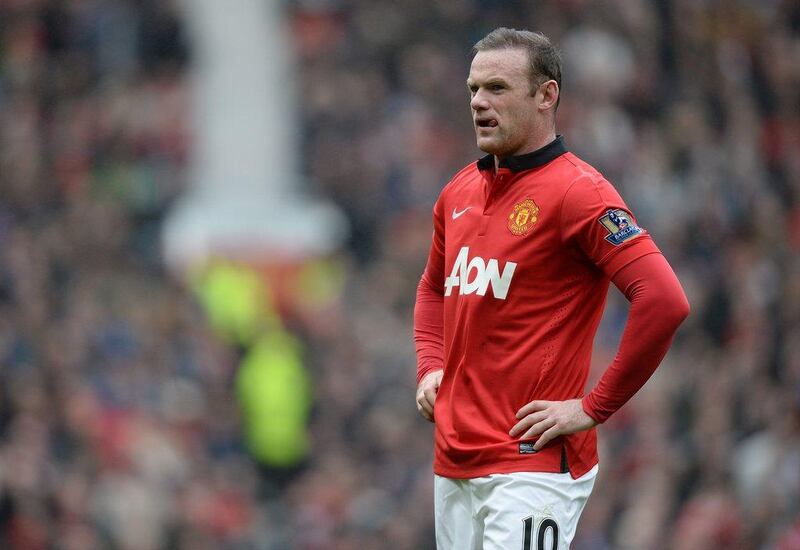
[415,136,662,479]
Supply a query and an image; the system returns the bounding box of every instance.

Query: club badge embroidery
[598,209,643,245]
[508,199,539,236]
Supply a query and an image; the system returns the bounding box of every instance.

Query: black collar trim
[477,135,567,173]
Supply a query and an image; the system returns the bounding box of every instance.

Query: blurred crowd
[1,0,799,549]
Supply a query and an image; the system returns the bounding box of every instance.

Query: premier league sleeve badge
[598,209,643,246]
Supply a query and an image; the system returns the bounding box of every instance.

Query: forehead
[468,48,530,83]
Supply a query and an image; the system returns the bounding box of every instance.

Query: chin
[476,138,503,155]
[478,142,514,158]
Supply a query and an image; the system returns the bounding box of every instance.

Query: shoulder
[553,153,608,188]
[553,153,622,204]
[436,160,483,203]
[447,160,483,191]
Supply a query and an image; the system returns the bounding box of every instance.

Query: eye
[490,84,505,92]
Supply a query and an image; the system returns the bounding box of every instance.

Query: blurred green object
[195,261,312,467]
[294,256,346,308]
[194,262,280,346]
[235,329,312,468]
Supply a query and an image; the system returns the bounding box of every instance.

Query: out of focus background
[1,0,799,548]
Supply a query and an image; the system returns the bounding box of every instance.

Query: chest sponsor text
[444,246,517,300]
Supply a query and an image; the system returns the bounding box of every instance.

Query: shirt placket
[478,168,512,236]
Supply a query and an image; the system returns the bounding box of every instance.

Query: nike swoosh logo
[452,207,472,220]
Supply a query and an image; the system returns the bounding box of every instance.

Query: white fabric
[434,465,598,550]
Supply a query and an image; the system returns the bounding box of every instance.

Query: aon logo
[444,246,517,300]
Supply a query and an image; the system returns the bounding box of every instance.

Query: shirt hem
[433,459,598,481]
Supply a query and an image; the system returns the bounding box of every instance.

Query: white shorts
[434,465,598,550]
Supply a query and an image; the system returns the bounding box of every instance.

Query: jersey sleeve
[560,176,660,276]
[414,194,446,384]
[420,195,446,294]
[582,252,690,422]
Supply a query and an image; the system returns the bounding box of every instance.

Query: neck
[494,130,557,170]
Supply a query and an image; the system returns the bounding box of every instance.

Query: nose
[470,91,489,111]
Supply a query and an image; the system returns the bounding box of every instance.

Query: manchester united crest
[508,199,539,236]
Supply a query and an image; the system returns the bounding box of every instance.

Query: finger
[417,394,433,415]
[508,411,549,437]
[533,425,561,451]
[521,417,556,440]
[417,391,434,414]
[516,400,552,419]
[422,387,438,409]
[423,386,438,401]
[417,397,434,421]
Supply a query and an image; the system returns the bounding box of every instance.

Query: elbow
[642,286,689,330]
[417,271,444,298]
[667,292,691,328]
[678,296,691,325]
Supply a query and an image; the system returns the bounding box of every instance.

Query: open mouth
[476,119,498,128]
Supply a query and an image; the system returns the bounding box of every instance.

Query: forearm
[582,253,690,423]
[414,273,445,385]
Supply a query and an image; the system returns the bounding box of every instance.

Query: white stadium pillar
[163,0,346,269]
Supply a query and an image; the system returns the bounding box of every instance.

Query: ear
[538,80,559,112]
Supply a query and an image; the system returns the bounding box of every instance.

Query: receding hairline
[471,45,530,59]
[469,46,531,66]
[468,48,532,81]
[471,28,553,54]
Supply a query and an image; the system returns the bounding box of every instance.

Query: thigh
[478,466,598,550]
[434,475,482,550]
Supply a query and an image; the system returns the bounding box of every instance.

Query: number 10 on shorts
[522,516,559,550]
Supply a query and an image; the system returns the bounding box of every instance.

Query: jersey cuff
[581,394,606,424]
[417,363,443,385]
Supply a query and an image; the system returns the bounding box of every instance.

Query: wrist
[417,367,443,387]
[581,394,603,425]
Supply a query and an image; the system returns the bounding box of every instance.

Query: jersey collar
[477,135,567,173]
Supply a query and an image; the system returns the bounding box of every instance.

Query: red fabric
[414,277,445,385]
[581,253,690,423]
[414,146,687,479]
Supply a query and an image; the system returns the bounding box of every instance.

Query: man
[414,28,689,549]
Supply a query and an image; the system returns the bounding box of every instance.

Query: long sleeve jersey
[414,136,689,479]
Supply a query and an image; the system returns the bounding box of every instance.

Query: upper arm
[611,252,691,321]
[420,193,447,294]
[559,176,661,278]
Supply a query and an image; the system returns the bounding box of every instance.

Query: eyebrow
[467,78,509,89]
